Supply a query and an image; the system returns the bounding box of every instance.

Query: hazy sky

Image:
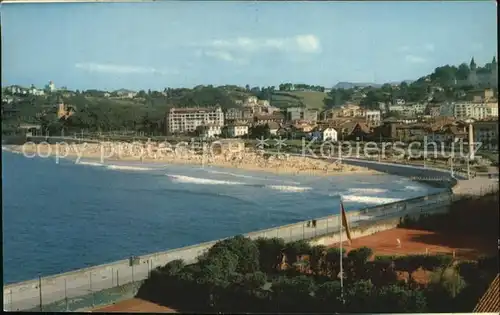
[1,1,497,91]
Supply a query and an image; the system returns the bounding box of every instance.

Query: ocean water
[2,151,443,284]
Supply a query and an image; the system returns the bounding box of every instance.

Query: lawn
[271,91,327,109]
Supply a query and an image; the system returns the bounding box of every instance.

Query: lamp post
[463,119,475,179]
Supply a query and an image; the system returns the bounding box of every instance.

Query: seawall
[4,188,453,311]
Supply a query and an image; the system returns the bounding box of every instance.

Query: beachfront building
[227,123,249,138]
[198,124,222,139]
[166,106,224,134]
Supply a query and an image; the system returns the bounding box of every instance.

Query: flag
[340,198,352,243]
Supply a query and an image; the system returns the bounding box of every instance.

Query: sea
[1,150,444,284]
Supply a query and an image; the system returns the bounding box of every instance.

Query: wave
[107,165,154,171]
[266,185,312,193]
[342,195,402,205]
[347,188,388,194]
[167,174,244,186]
[206,169,300,185]
[76,161,104,167]
[404,185,425,192]
[166,174,310,193]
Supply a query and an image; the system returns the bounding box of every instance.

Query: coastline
[3,144,381,177]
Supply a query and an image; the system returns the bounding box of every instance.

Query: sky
[1,1,497,91]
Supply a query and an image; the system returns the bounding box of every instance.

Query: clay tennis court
[92,298,177,313]
[333,228,497,260]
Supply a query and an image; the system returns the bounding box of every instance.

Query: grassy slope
[271,91,326,109]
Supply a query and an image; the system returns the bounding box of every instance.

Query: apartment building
[339,104,364,117]
[166,106,224,134]
[364,110,381,126]
[474,120,498,151]
[225,108,243,121]
[454,102,498,120]
[286,107,318,122]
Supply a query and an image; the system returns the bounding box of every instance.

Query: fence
[3,189,453,312]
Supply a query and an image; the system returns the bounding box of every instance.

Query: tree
[429,267,466,298]
[206,235,260,274]
[323,247,345,277]
[375,284,428,312]
[345,247,373,281]
[283,240,311,266]
[255,237,285,273]
[157,259,185,276]
[456,63,471,81]
[249,124,270,139]
[271,275,315,312]
[344,280,376,312]
[368,256,398,286]
[315,281,343,311]
[394,255,425,284]
[308,245,327,275]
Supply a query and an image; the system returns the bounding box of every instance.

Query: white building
[257,99,270,107]
[166,106,224,134]
[388,105,405,112]
[322,127,338,141]
[227,124,249,138]
[29,85,45,96]
[199,125,222,139]
[364,110,381,126]
[311,127,338,142]
[454,102,498,120]
[245,96,258,104]
[115,89,137,99]
[45,80,56,92]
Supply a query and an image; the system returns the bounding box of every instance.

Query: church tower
[491,56,498,87]
[468,57,478,86]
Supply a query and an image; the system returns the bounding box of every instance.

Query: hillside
[270,90,326,109]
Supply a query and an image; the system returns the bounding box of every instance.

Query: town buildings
[454,102,498,120]
[198,124,222,139]
[474,120,499,151]
[364,110,382,126]
[227,123,249,138]
[286,107,318,122]
[166,106,224,134]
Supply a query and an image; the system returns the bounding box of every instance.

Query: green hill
[271,91,326,109]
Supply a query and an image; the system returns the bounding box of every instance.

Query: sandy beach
[3,143,381,177]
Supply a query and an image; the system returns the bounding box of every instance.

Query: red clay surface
[92,298,177,313]
[332,228,496,260]
[330,228,497,284]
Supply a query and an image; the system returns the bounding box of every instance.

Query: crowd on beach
[5,141,378,176]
